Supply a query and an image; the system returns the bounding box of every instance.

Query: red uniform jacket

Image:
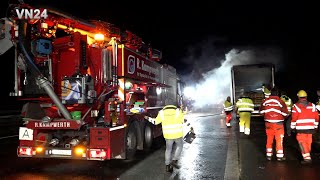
[291,99,319,133]
[260,96,288,123]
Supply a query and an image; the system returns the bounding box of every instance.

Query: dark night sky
[1,0,320,108]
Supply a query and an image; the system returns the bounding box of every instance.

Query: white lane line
[0,135,18,140]
[224,131,240,180]
[0,115,20,119]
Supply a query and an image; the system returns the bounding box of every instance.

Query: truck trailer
[231,63,275,117]
[0,2,184,161]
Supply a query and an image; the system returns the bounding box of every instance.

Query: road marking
[0,135,18,140]
[0,115,20,119]
[224,130,240,180]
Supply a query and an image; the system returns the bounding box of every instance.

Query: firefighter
[291,90,319,164]
[144,104,185,172]
[223,96,233,127]
[260,88,288,161]
[262,84,271,98]
[236,92,254,135]
[280,91,293,136]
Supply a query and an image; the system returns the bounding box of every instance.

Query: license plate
[50,149,72,156]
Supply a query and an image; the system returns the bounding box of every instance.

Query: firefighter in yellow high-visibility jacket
[223,96,233,127]
[145,105,185,173]
[236,92,254,135]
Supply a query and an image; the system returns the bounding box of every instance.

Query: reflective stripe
[237,102,254,106]
[277,150,283,153]
[117,79,125,101]
[303,153,310,158]
[291,122,296,129]
[292,110,296,113]
[266,153,273,156]
[159,110,164,121]
[265,119,284,123]
[238,107,254,111]
[296,126,316,130]
[239,126,244,132]
[163,124,183,129]
[267,148,273,152]
[276,153,284,158]
[175,108,180,118]
[293,104,301,113]
[244,128,250,135]
[296,119,315,123]
[316,105,320,111]
[162,129,183,134]
[315,122,319,125]
[110,125,125,131]
[306,104,316,112]
[260,108,287,116]
[263,99,283,107]
[224,107,233,111]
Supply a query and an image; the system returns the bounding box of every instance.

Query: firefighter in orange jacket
[260,88,288,161]
[291,90,319,164]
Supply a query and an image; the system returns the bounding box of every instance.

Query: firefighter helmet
[297,90,307,98]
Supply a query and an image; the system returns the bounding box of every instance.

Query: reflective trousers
[265,122,284,158]
[296,133,313,160]
[239,112,251,135]
[165,138,183,165]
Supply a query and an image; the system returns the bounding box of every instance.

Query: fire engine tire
[143,123,153,151]
[126,123,138,159]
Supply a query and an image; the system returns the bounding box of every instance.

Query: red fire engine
[0,2,184,160]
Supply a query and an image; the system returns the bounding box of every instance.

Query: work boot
[266,156,272,161]
[166,165,173,173]
[301,159,312,165]
[170,160,181,169]
[277,157,286,161]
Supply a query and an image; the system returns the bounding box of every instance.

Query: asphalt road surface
[0,113,235,180]
[1,112,320,180]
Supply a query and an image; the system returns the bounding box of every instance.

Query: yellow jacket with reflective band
[236,97,254,112]
[224,100,233,112]
[263,87,271,96]
[280,95,293,113]
[316,100,320,111]
[154,105,185,139]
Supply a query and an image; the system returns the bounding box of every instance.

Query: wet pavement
[0,113,234,180]
[119,113,235,180]
[1,112,320,179]
[238,115,320,180]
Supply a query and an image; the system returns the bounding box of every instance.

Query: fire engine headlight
[94,33,104,41]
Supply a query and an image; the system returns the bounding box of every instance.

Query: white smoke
[182,47,283,108]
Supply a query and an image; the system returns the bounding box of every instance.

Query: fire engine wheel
[143,123,153,151]
[126,124,137,159]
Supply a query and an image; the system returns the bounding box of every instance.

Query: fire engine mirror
[0,19,5,39]
[0,18,14,55]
